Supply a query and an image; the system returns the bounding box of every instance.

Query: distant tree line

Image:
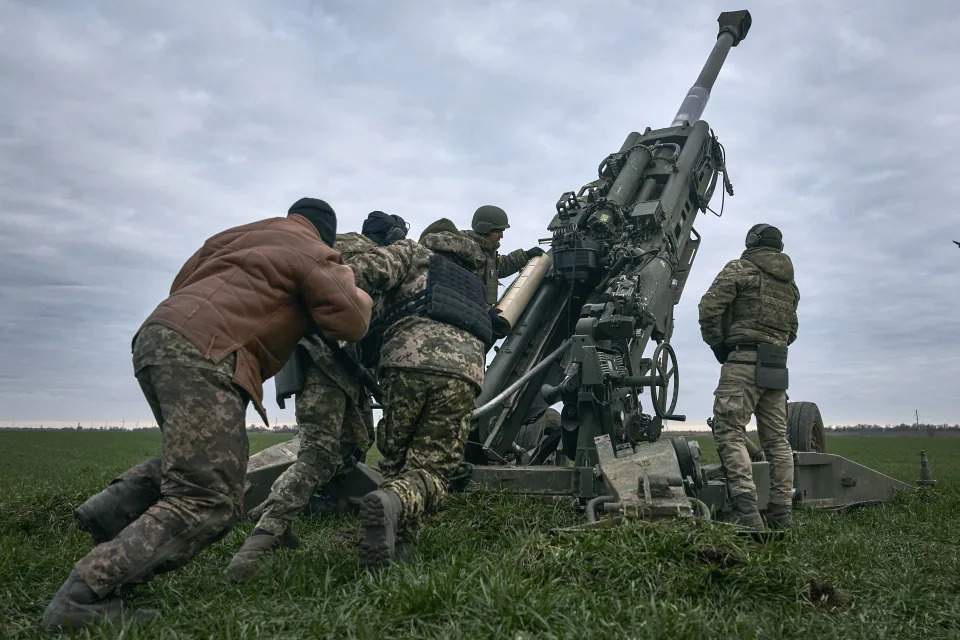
[0,424,297,433]
[824,423,959,433]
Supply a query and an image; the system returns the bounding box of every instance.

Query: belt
[733,343,758,351]
[725,359,755,365]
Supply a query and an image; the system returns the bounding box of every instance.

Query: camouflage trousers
[255,363,372,535]
[74,324,249,597]
[712,351,795,505]
[377,368,477,538]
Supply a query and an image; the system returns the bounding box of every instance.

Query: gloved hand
[710,343,731,364]
[526,247,545,259]
[490,307,508,339]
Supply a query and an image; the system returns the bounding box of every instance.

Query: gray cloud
[1,0,958,429]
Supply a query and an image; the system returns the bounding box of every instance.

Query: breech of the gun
[494,254,553,336]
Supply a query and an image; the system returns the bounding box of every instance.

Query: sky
[1,0,958,430]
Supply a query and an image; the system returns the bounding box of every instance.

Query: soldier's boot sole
[75,458,162,545]
[359,490,403,568]
[41,570,157,633]
[224,533,287,583]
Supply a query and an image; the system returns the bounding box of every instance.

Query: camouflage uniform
[250,232,378,536]
[74,324,249,597]
[698,246,800,508]
[350,229,487,540]
[463,230,530,305]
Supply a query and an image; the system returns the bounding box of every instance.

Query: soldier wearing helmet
[698,223,800,533]
[464,205,544,308]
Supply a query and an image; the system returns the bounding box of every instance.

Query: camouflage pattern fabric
[74,323,249,597]
[698,246,800,348]
[349,231,487,390]
[712,351,795,505]
[376,369,477,537]
[254,360,371,535]
[463,230,529,305]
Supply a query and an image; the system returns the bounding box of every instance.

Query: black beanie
[288,197,337,247]
[362,211,408,246]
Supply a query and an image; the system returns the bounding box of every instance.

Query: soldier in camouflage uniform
[698,223,800,532]
[224,211,409,582]
[463,205,544,306]
[41,199,373,632]
[349,218,492,566]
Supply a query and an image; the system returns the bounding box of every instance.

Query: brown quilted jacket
[137,214,373,421]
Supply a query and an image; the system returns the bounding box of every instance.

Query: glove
[490,307,508,339]
[710,343,731,364]
[526,247,545,259]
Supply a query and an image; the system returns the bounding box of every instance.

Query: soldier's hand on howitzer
[710,343,730,364]
[526,247,545,259]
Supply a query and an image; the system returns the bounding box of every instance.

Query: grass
[2,430,959,638]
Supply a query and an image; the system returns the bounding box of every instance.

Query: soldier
[463,205,544,306]
[223,211,409,582]
[698,223,800,532]
[349,218,492,566]
[42,198,373,632]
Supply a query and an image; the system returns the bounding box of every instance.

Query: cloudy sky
[1,0,958,430]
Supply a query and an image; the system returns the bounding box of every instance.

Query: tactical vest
[729,264,799,344]
[378,253,493,347]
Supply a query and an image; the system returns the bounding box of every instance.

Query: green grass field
[2,430,959,639]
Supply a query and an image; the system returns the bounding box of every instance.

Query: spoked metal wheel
[650,342,679,418]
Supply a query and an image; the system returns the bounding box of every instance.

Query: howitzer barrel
[671,10,752,127]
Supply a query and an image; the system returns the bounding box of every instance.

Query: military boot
[41,569,156,632]
[764,502,793,529]
[75,457,162,545]
[359,489,403,567]
[730,491,765,532]
[223,527,301,582]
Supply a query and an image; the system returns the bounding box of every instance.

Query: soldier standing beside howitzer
[349,218,491,566]
[464,205,544,308]
[41,198,373,632]
[698,223,799,532]
[225,211,410,582]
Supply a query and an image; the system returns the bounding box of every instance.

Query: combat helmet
[745,223,783,251]
[471,205,510,234]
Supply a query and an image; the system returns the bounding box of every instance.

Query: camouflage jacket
[299,232,379,395]
[463,230,530,305]
[698,247,800,348]
[348,231,487,390]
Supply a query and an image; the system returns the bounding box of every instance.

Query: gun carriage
[246,10,922,526]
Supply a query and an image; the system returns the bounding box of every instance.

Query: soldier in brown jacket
[41,198,373,632]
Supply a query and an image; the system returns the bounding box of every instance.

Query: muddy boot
[75,457,162,545]
[359,489,403,567]
[223,527,300,582]
[730,491,765,532]
[765,502,793,530]
[41,569,156,633]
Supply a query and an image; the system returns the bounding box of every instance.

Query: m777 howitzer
[242,10,928,526]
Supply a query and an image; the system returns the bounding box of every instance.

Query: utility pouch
[754,343,788,390]
[274,342,311,409]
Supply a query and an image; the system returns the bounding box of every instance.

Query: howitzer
[242,10,928,524]
[461,9,922,524]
